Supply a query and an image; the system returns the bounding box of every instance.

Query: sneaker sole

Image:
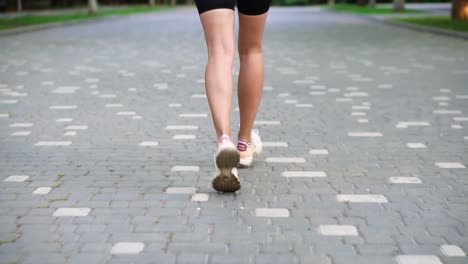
[238,156,253,168]
[212,148,240,192]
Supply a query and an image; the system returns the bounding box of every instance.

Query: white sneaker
[237,129,263,167]
[212,134,241,192]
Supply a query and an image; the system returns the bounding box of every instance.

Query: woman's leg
[198,9,236,140]
[236,10,269,143]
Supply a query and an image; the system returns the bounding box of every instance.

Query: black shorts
[194,0,271,16]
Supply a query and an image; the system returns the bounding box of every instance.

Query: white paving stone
[34,141,72,146]
[395,255,442,264]
[293,79,315,84]
[336,194,388,203]
[64,131,77,136]
[345,86,359,91]
[110,242,145,255]
[105,104,123,108]
[166,187,197,194]
[116,111,136,116]
[352,105,370,110]
[172,134,196,140]
[351,112,366,116]
[10,123,33,127]
[310,85,326,90]
[396,121,430,128]
[309,149,328,155]
[406,143,427,149]
[265,157,306,163]
[41,81,54,86]
[56,118,73,122]
[0,100,18,104]
[99,94,117,98]
[132,115,143,120]
[51,86,80,94]
[179,113,208,118]
[281,171,327,178]
[154,83,168,90]
[7,92,27,97]
[165,125,198,130]
[389,177,422,184]
[357,119,369,123]
[327,88,340,92]
[432,109,462,115]
[263,142,288,147]
[435,162,465,169]
[284,99,297,104]
[139,141,159,147]
[65,125,88,130]
[344,92,368,97]
[4,175,30,182]
[277,93,290,97]
[168,103,181,107]
[52,207,91,216]
[0,113,8,118]
[170,166,200,172]
[85,78,99,83]
[347,132,382,137]
[432,96,450,101]
[440,245,465,256]
[191,193,210,202]
[254,120,281,125]
[296,103,313,108]
[451,124,463,129]
[453,117,468,121]
[455,95,468,99]
[32,187,52,195]
[318,225,358,236]
[255,208,289,217]
[49,105,77,110]
[191,94,207,98]
[11,131,31,136]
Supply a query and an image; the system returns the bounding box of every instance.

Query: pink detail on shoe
[237,141,248,152]
[218,134,231,144]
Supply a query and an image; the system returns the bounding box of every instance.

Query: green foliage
[0,5,172,30]
[49,197,68,202]
[327,4,425,14]
[395,16,468,32]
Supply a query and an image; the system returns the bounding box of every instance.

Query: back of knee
[238,46,263,60]
[208,47,235,66]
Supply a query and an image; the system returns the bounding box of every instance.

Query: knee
[238,45,263,61]
[207,46,235,67]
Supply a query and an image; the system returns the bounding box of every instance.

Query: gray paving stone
[1,5,468,264]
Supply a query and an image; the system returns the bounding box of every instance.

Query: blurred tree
[368,0,376,8]
[393,0,404,11]
[88,0,98,13]
[17,0,22,11]
[328,0,334,5]
[452,0,468,19]
[149,0,155,6]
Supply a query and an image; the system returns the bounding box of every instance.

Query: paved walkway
[1,6,468,264]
